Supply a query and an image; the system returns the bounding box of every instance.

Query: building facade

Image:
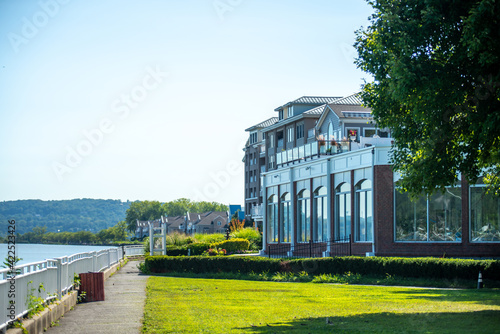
[244,93,500,258]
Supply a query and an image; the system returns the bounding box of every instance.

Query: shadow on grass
[235,310,500,333]
[387,288,500,307]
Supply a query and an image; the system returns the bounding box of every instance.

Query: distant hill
[0,199,131,235]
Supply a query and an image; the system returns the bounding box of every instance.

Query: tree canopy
[355,0,500,196]
[125,199,228,231]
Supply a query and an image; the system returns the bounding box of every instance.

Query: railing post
[309,240,313,258]
[92,251,97,272]
[56,258,63,298]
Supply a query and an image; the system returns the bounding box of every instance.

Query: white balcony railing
[251,204,264,219]
[275,137,393,168]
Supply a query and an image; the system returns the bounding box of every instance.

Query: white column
[259,174,268,256]
[149,221,154,256]
[162,221,167,255]
[288,168,295,257]
[324,159,332,257]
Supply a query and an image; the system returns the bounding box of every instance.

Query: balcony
[275,137,392,168]
[251,204,264,220]
[260,144,266,157]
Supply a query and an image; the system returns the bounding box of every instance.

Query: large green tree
[355,0,500,196]
[125,201,163,232]
[125,199,228,232]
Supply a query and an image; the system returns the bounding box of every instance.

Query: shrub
[144,255,500,282]
[166,245,188,256]
[230,228,262,250]
[166,232,191,246]
[194,233,225,244]
[186,242,211,255]
[145,256,282,274]
[210,238,250,254]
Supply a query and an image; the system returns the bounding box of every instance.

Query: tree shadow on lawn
[387,288,500,307]
[236,310,500,333]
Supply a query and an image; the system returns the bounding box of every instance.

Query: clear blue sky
[0,0,374,205]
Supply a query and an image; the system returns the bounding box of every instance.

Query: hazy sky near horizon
[0,0,374,205]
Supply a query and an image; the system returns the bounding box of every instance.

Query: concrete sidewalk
[47,260,147,334]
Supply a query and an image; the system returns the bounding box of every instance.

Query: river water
[0,243,116,266]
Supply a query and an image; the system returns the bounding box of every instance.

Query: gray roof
[303,104,328,115]
[274,96,341,111]
[245,117,279,132]
[331,93,363,105]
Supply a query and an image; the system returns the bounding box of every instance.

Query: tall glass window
[267,194,278,243]
[394,190,427,241]
[355,180,373,242]
[470,186,500,242]
[429,188,462,241]
[297,189,311,242]
[335,183,351,240]
[280,192,291,242]
[313,186,328,242]
[395,187,462,242]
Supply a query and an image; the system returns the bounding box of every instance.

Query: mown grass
[142,276,500,333]
[141,269,500,289]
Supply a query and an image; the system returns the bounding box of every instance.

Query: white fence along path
[0,245,143,332]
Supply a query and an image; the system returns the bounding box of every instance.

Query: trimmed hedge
[210,238,250,253]
[144,256,500,281]
[166,242,211,256]
[145,255,281,274]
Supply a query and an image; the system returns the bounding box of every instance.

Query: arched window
[297,189,311,242]
[280,192,291,242]
[313,186,328,242]
[267,194,278,243]
[335,182,351,240]
[329,122,334,140]
[355,180,373,242]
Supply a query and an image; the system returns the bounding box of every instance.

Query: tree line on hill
[0,199,130,236]
[0,198,229,243]
[0,221,130,245]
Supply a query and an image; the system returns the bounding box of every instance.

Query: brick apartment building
[244,93,500,258]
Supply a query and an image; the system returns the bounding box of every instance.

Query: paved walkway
[48,260,147,334]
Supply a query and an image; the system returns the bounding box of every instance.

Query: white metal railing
[123,245,144,256]
[275,137,393,168]
[251,204,264,219]
[0,246,139,332]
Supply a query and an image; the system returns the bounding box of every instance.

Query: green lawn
[142,276,500,333]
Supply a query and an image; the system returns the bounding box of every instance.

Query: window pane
[395,190,427,241]
[470,187,500,242]
[429,187,462,241]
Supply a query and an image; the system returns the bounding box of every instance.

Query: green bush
[230,228,262,250]
[210,238,250,254]
[194,233,225,244]
[144,255,500,281]
[186,242,211,255]
[145,256,282,274]
[166,232,191,246]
